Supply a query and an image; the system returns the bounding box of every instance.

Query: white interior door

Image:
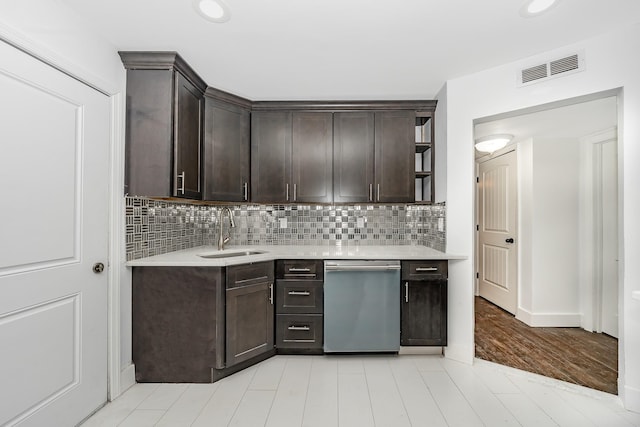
[0,40,109,426]
[478,151,518,314]
[600,139,618,337]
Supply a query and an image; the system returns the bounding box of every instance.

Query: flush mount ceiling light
[475,134,513,153]
[520,0,559,17]
[193,0,231,23]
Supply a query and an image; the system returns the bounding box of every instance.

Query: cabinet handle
[289,267,311,273]
[293,183,297,201]
[178,171,185,195]
[416,267,438,272]
[369,184,373,202]
[288,325,310,331]
[243,182,248,201]
[377,183,380,202]
[405,282,409,303]
[286,183,289,201]
[269,283,273,304]
[288,291,311,296]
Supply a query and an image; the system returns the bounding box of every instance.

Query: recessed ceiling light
[193,0,231,23]
[475,134,513,153]
[520,0,559,17]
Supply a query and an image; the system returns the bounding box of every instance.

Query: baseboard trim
[623,384,640,413]
[516,308,581,327]
[443,343,474,364]
[118,363,136,398]
[399,346,443,355]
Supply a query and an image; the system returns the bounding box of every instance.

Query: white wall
[443,23,640,411]
[0,1,130,398]
[517,137,581,326]
[435,84,448,203]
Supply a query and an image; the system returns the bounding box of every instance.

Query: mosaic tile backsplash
[125,196,446,261]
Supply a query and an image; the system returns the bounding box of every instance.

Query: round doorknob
[93,262,105,273]
[505,238,515,244]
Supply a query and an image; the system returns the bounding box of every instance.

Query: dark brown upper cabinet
[334,111,415,203]
[203,90,251,202]
[374,111,415,203]
[120,52,206,199]
[333,112,375,203]
[251,111,333,203]
[291,112,333,203]
[251,111,292,203]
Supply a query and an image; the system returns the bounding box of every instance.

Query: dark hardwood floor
[474,296,618,394]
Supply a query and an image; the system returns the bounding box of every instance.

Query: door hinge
[476,272,479,279]
[476,176,479,183]
[476,224,479,231]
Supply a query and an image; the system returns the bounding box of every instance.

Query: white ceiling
[60,0,640,101]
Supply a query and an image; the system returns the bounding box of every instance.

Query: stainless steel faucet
[217,207,236,250]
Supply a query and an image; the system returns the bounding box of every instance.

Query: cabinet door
[226,281,274,367]
[401,280,447,346]
[174,72,203,199]
[251,111,292,202]
[291,112,333,203]
[374,111,414,202]
[333,112,375,203]
[132,266,224,382]
[203,99,250,201]
[124,69,174,197]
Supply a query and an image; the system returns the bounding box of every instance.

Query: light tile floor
[82,355,640,427]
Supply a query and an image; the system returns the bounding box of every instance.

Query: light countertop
[126,245,467,267]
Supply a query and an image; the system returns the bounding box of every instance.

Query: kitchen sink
[197,250,267,259]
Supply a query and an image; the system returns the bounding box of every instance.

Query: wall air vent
[522,64,548,83]
[550,54,579,75]
[517,51,585,87]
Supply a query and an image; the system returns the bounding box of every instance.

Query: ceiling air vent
[517,51,584,87]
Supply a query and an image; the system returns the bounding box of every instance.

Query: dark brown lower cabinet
[132,266,224,383]
[275,260,324,354]
[400,261,448,346]
[132,262,275,383]
[225,262,275,367]
[275,314,323,350]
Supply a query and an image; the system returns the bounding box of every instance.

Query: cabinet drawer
[226,261,274,289]
[276,260,323,280]
[276,280,323,314]
[401,260,448,280]
[276,314,323,349]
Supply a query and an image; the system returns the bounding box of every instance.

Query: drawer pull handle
[416,267,438,272]
[177,171,185,195]
[269,283,273,305]
[289,268,311,272]
[288,325,310,331]
[288,291,311,296]
[284,273,316,278]
[405,282,409,303]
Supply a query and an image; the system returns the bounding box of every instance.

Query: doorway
[473,94,619,394]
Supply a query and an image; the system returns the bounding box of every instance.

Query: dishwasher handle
[325,264,400,272]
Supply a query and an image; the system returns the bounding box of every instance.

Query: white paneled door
[478,151,518,314]
[0,40,109,426]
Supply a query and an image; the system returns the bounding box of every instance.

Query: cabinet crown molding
[251,100,437,112]
[118,51,207,93]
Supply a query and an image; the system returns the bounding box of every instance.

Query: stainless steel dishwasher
[323,260,400,352]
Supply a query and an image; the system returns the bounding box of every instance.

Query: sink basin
[197,250,267,259]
